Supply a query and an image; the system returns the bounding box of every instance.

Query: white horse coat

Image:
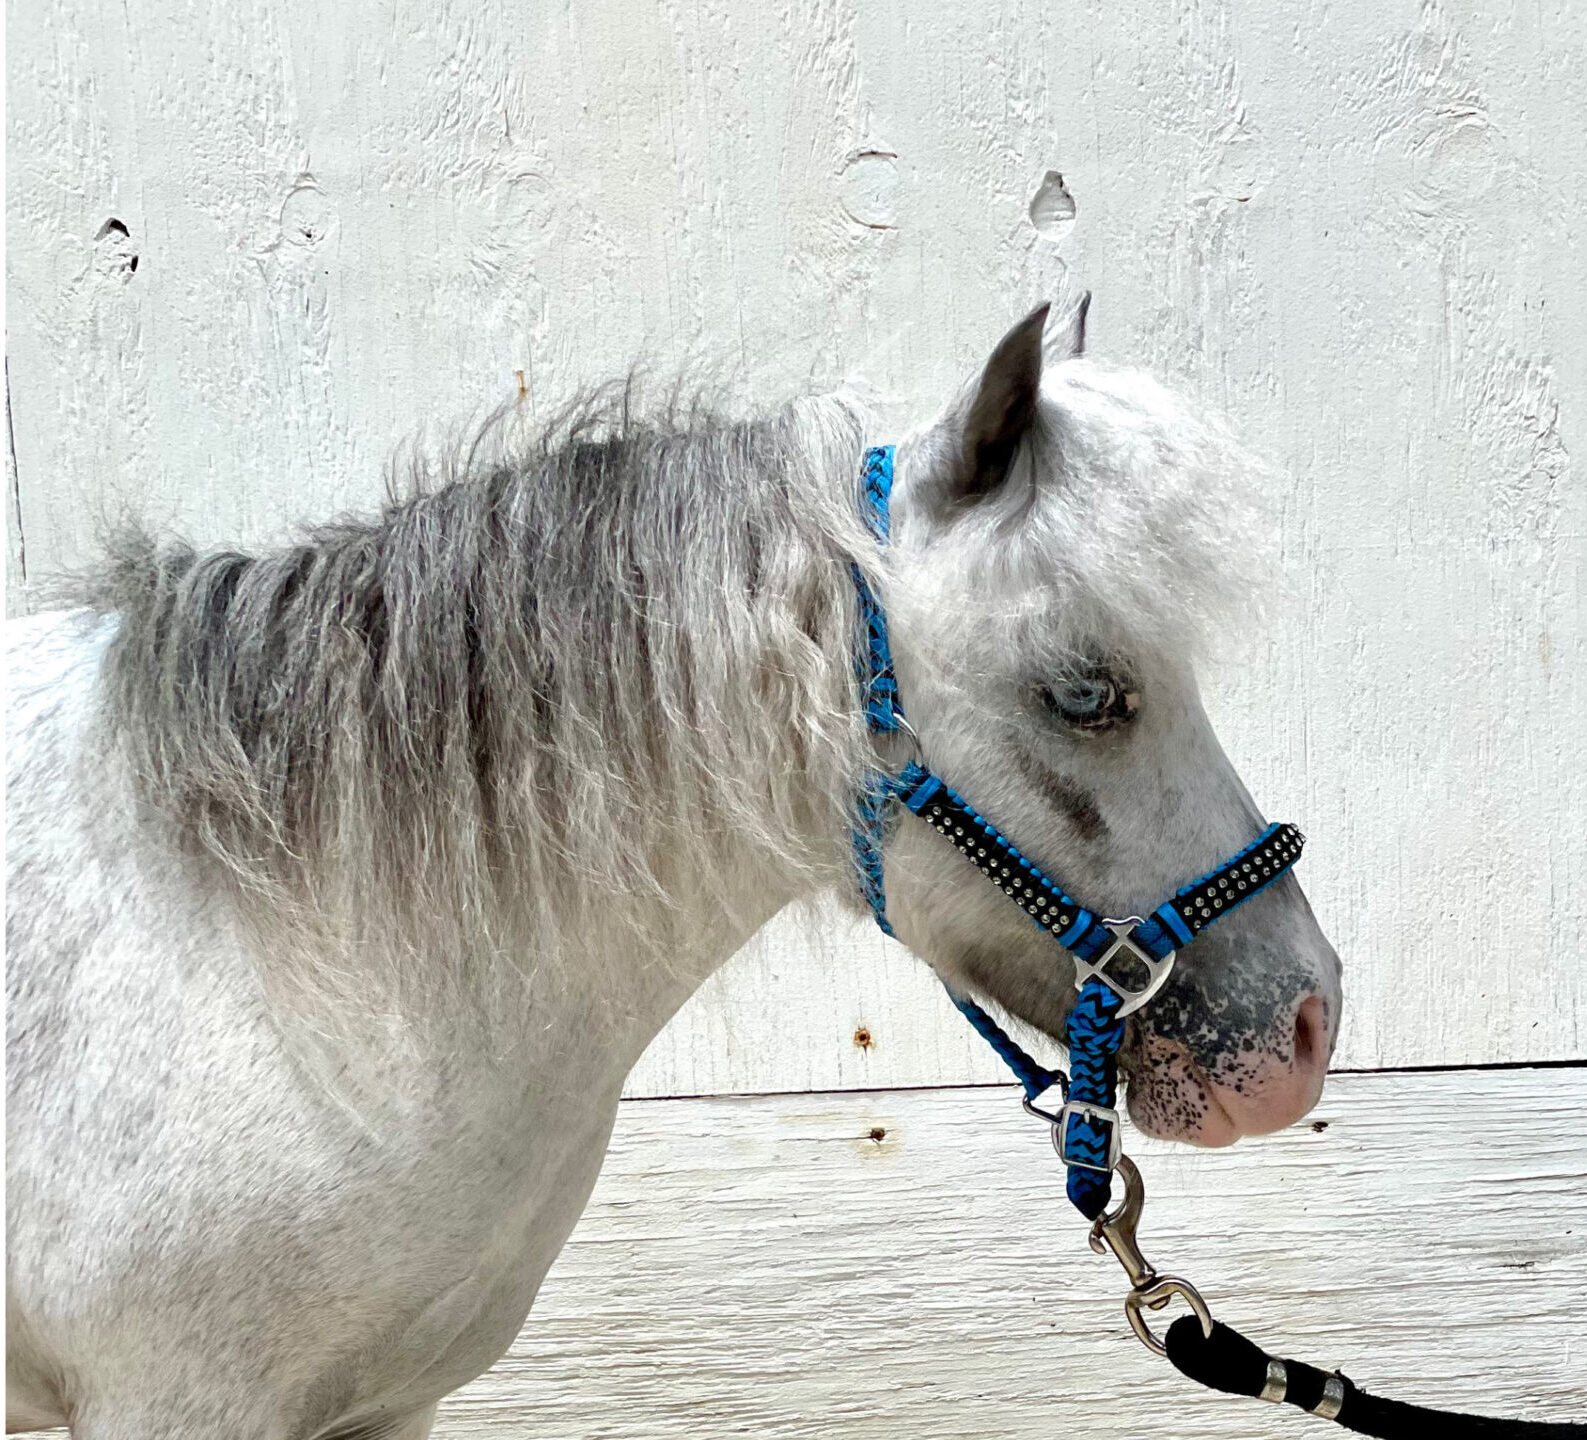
[6,306,1339,1437]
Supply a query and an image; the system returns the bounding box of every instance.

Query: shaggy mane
[88,387,874,991]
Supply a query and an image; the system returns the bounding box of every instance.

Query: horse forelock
[1030,361,1277,660]
[85,384,875,1010]
[891,359,1275,706]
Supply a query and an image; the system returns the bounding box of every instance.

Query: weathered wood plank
[436,1069,1587,1437]
[7,0,1585,1079]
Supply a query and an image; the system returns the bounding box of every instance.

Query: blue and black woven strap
[896,764,1115,957]
[852,765,1066,1102]
[1063,978,1126,1219]
[853,770,899,937]
[898,766,1305,968]
[893,761,1126,1183]
[1151,821,1306,944]
[946,990,1068,1105]
[852,445,903,736]
[859,443,895,543]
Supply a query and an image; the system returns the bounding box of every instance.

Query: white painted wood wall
[7,0,1585,1433]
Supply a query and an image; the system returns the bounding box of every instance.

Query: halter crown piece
[849,444,1306,1221]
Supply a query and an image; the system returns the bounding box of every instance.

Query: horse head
[874,303,1340,1146]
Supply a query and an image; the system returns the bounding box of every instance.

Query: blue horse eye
[1063,681,1107,713]
[1041,674,1134,730]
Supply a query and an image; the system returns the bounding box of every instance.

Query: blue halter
[851,445,1306,1219]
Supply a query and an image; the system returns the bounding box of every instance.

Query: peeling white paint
[5,0,1584,1093]
[1028,170,1077,240]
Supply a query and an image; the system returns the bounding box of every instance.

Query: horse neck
[95,393,875,1091]
[501,447,875,1071]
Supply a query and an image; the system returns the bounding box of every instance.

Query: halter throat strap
[849,444,1306,1218]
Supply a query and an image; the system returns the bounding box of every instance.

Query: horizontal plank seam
[1332,1056,1587,1076]
[623,1057,1586,1104]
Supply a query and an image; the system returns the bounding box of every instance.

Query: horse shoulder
[6,612,623,1430]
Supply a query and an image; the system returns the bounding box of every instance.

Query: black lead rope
[1164,1316,1587,1438]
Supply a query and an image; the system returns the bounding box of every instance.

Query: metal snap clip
[1089,1154,1214,1357]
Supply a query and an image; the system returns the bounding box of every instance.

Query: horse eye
[1040,674,1137,731]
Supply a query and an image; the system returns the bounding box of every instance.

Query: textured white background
[6,0,1585,1433]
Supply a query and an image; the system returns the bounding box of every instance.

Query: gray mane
[88,387,873,977]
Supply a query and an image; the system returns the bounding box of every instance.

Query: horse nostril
[1293,994,1325,1070]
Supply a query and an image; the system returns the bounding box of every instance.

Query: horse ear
[1045,290,1090,362]
[942,303,1050,508]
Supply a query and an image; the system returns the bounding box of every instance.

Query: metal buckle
[1054,1099,1122,1173]
[1073,917,1176,1018]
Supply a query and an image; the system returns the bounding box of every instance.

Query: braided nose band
[851,444,1305,1218]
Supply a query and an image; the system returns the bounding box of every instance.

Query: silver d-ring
[1073,918,1176,1018]
[886,713,924,767]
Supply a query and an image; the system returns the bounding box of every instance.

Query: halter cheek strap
[850,444,1306,1220]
